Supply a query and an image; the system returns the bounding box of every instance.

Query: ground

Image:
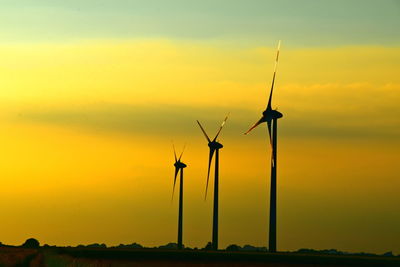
[0,247,399,267]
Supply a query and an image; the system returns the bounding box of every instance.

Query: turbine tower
[244,41,282,252]
[172,144,187,250]
[196,115,229,250]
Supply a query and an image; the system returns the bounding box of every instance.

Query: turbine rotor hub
[263,109,283,120]
[273,110,283,119]
[174,161,187,168]
[209,141,223,149]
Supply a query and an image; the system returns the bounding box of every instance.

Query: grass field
[0,247,41,267]
[1,247,399,267]
[45,248,400,267]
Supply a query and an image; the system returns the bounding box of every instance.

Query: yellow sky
[0,40,399,253]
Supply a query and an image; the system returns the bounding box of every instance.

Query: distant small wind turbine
[172,143,187,250]
[196,114,229,250]
[244,41,283,252]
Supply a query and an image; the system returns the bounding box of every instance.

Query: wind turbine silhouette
[244,41,282,253]
[172,143,187,250]
[196,115,229,250]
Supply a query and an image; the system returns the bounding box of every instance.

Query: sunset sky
[0,0,399,254]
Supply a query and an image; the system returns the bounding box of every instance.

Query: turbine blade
[171,167,179,201]
[205,148,215,200]
[213,113,230,141]
[267,119,275,165]
[178,144,186,161]
[267,40,281,110]
[271,149,275,168]
[197,120,211,142]
[267,120,272,145]
[244,117,264,135]
[172,142,177,162]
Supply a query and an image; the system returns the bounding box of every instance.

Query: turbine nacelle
[208,141,223,150]
[263,109,283,120]
[174,161,187,169]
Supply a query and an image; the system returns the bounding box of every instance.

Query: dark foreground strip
[15,251,41,267]
[53,248,400,267]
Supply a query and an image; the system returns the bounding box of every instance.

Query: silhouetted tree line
[0,238,398,257]
[0,238,41,248]
[226,244,267,252]
[294,248,395,257]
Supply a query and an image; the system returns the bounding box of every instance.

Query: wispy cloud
[17,100,400,140]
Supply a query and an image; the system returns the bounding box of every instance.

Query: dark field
[1,247,399,267]
[0,248,42,267]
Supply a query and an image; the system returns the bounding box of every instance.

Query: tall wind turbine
[196,115,229,250]
[244,41,282,252]
[172,144,187,250]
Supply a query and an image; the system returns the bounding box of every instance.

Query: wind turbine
[172,144,187,250]
[196,115,229,250]
[244,41,282,252]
